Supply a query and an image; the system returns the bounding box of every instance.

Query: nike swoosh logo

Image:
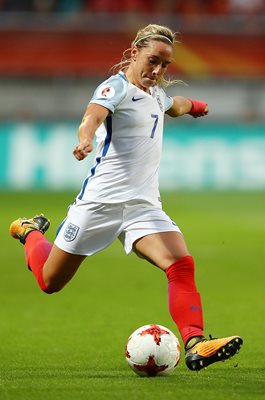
[191,305,202,311]
[132,96,144,102]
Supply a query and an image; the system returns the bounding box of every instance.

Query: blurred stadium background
[0,0,264,191]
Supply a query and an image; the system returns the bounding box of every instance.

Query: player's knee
[42,279,65,294]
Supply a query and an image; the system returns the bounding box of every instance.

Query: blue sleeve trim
[78,115,113,200]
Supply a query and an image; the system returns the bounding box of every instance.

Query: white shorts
[54,199,181,256]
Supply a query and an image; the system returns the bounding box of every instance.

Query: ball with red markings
[125,324,181,377]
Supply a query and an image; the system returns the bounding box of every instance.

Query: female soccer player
[10,24,242,371]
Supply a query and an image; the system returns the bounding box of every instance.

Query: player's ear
[131,46,138,61]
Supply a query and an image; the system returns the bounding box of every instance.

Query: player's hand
[73,141,93,160]
[188,99,208,118]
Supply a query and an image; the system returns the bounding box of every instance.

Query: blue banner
[1,122,264,190]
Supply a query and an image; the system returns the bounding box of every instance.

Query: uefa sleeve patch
[96,84,115,99]
[63,222,80,242]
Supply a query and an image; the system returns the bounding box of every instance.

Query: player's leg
[25,231,85,293]
[133,230,189,269]
[133,231,204,344]
[121,203,204,346]
[42,245,86,293]
[133,231,243,371]
[9,215,85,294]
[10,202,124,294]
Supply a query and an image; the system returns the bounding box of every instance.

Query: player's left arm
[166,96,208,118]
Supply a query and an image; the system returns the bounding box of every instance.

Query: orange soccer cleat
[185,335,243,371]
[9,215,50,244]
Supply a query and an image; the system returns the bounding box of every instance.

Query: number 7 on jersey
[150,114,159,138]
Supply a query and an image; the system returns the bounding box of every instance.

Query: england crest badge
[63,222,80,242]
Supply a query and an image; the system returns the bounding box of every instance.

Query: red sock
[165,255,204,346]
[24,231,53,293]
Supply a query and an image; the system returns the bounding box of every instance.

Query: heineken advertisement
[0,122,264,190]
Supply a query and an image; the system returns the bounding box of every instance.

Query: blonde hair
[111,24,181,88]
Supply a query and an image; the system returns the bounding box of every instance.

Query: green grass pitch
[0,191,264,400]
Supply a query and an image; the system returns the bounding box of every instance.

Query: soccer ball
[125,324,181,377]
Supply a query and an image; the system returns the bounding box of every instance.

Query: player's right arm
[74,73,127,161]
[73,103,109,161]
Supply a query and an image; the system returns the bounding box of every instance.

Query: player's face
[132,41,173,91]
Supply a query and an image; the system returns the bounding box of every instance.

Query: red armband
[188,99,208,116]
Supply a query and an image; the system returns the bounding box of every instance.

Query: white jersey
[77,71,173,206]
